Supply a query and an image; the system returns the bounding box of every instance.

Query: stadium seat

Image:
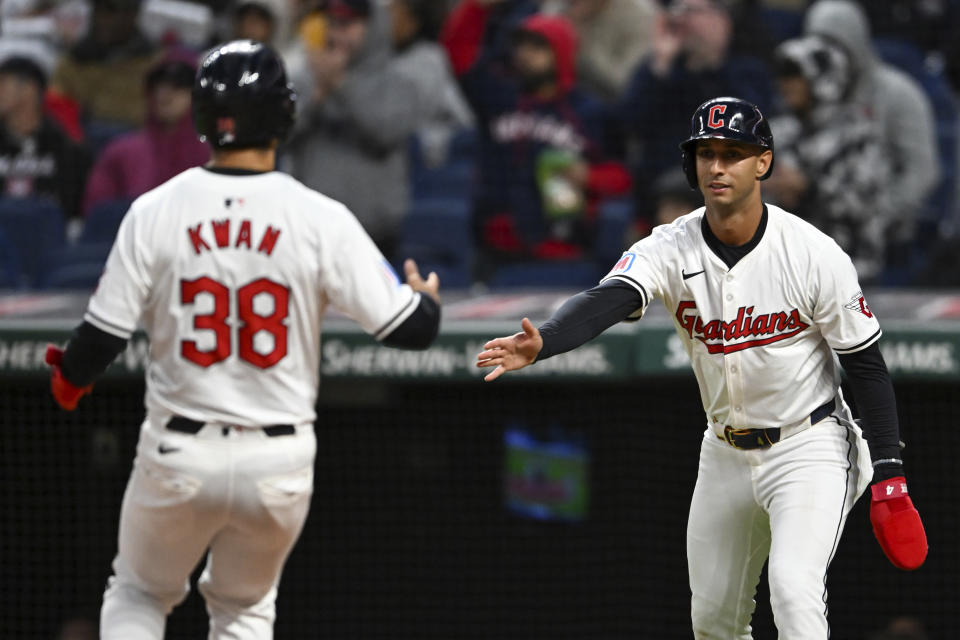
[36,242,111,290]
[760,8,804,44]
[487,260,603,289]
[594,197,634,266]
[399,196,473,288]
[0,227,22,289]
[83,119,134,158]
[79,199,133,245]
[449,128,478,162]
[412,156,475,200]
[0,197,67,287]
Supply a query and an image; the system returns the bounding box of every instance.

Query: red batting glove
[45,345,93,411]
[869,476,928,570]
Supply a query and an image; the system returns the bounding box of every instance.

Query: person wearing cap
[82,53,209,215]
[0,55,90,219]
[51,0,159,128]
[440,1,631,273]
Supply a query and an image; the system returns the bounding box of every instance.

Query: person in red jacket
[441,1,630,273]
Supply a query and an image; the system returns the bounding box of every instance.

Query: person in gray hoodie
[803,0,939,272]
[285,0,465,259]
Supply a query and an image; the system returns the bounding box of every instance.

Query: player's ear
[756,150,773,178]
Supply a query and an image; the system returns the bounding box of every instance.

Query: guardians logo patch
[675,301,810,354]
[843,291,873,318]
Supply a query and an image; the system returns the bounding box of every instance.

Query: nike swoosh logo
[682,269,705,280]
[158,444,180,455]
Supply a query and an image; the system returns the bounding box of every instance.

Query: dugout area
[1,378,955,638]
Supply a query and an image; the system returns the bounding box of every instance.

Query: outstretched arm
[476,280,643,381]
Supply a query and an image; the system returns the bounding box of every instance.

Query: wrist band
[872,458,903,467]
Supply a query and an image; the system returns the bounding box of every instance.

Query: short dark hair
[395,0,448,41]
[0,56,47,91]
[145,60,196,91]
[235,1,276,22]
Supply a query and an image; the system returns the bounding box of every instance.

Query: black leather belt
[719,400,834,450]
[166,416,295,437]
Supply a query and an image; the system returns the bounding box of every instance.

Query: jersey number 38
[180,276,290,369]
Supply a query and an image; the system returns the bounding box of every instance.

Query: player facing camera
[477,95,926,639]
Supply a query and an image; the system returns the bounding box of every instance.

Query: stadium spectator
[443,0,541,76]
[230,0,291,48]
[0,2,87,140]
[51,0,158,129]
[286,0,456,259]
[82,53,209,216]
[619,0,773,223]
[391,0,473,167]
[803,0,939,276]
[0,56,90,218]
[765,35,893,282]
[541,0,660,102]
[441,3,630,270]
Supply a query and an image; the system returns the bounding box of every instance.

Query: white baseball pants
[687,417,872,639]
[100,416,315,640]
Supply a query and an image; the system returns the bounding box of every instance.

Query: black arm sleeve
[536,280,645,361]
[380,294,441,350]
[837,341,904,482]
[60,321,128,387]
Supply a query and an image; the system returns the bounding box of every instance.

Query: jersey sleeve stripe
[374,292,421,341]
[601,274,649,309]
[83,310,134,340]
[833,328,882,355]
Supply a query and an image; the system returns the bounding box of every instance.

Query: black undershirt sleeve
[59,296,438,387]
[537,280,645,361]
[380,294,441,350]
[837,341,904,482]
[60,321,128,387]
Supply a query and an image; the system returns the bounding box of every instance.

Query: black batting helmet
[679,97,774,189]
[192,40,296,149]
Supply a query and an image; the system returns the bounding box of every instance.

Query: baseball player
[476,97,928,638]
[44,41,441,639]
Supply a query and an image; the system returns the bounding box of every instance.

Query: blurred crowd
[2,0,960,289]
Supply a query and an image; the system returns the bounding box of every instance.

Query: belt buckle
[723,426,774,449]
[723,426,747,449]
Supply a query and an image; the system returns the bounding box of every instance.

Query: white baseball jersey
[601,204,881,430]
[84,167,419,426]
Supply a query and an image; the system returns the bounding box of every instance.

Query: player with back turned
[44,41,441,639]
[476,97,927,638]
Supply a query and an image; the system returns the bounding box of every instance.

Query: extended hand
[404,258,440,303]
[475,317,543,381]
